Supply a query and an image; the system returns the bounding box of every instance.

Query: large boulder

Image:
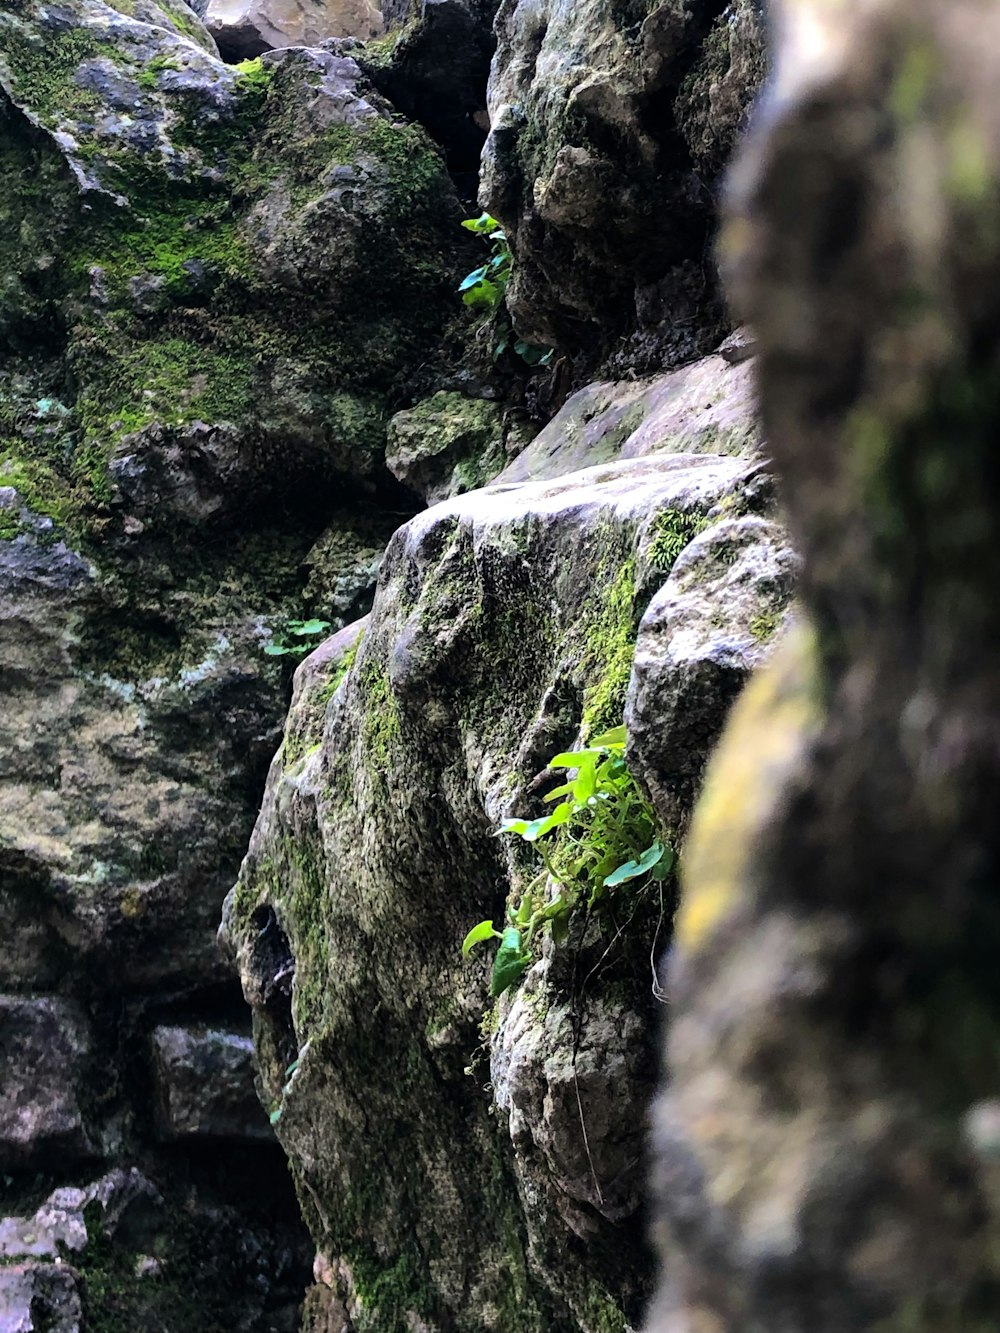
[0,0,467,1321]
[204,0,383,62]
[0,1,466,990]
[223,362,792,1328]
[480,0,766,365]
[647,1,1000,1329]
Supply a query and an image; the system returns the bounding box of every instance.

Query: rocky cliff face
[481,0,766,369]
[647,2,1000,1329]
[0,0,471,1325]
[221,355,794,1331]
[0,0,769,1328]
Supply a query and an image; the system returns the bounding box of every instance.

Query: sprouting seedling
[265,618,331,658]
[463,726,674,998]
[457,214,554,367]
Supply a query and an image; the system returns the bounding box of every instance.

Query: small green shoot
[458,214,554,367]
[464,725,673,998]
[265,618,332,658]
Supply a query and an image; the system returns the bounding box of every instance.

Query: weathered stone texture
[151,1025,271,1141]
[648,2,1000,1329]
[0,996,95,1169]
[205,0,383,61]
[480,0,766,365]
[223,367,786,1330]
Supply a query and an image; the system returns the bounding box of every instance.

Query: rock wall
[223,353,794,1331]
[647,2,1000,1329]
[0,0,484,1325]
[0,0,775,1326]
[480,0,766,368]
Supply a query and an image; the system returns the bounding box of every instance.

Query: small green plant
[648,509,709,570]
[458,214,554,367]
[463,726,673,998]
[264,618,331,658]
[458,213,511,312]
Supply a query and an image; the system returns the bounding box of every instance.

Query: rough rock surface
[480,0,766,364]
[627,507,797,836]
[385,391,509,503]
[224,373,790,1329]
[151,1024,272,1141]
[647,2,1000,1329]
[205,0,383,62]
[498,353,758,484]
[359,0,499,187]
[0,0,472,1323]
[0,1264,83,1333]
[0,1169,310,1332]
[0,996,95,1169]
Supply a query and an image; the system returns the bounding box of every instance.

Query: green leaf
[589,725,627,748]
[652,845,676,880]
[498,803,570,841]
[603,841,665,887]
[458,266,488,292]
[490,927,530,998]
[462,919,500,956]
[547,748,606,769]
[264,643,292,656]
[290,619,331,636]
[269,1107,283,1125]
[462,278,499,309]
[515,896,534,927]
[461,213,498,233]
[540,894,570,921]
[542,781,574,803]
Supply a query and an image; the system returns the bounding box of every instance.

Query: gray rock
[386,392,507,503]
[626,515,799,833]
[0,1264,82,1333]
[647,0,1000,1328]
[225,446,785,1331]
[0,1171,163,1262]
[498,354,759,485]
[151,1024,272,1141]
[480,0,766,363]
[492,953,652,1235]
[0,997,96,1168]
[204,0,382,61]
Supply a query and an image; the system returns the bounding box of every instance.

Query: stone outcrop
[0,997,96,1169]
[647,2,1000,1329]
[359,0,499,188]
[205,0,383,62]
[223,373,794,1329]
[498,352,758,484]
[0,1169,310,1332]
[0,0,473,1325]
[480,0,766,367]
[385,390,510,503]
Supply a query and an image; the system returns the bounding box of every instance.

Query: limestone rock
[224,443,785,1331]
[359,0,499,188]
[647,1,1000,1328]
[205,0,383,61]
[0,0,466,995]
[0,1168,308,1331]
[0,997,96,1168]
[627,513,798,835]
[0,1264,82,1333]
[151,1025,272,1141]
[499,353,759,484]
[386,391,508,503]
[480,0,766,363]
